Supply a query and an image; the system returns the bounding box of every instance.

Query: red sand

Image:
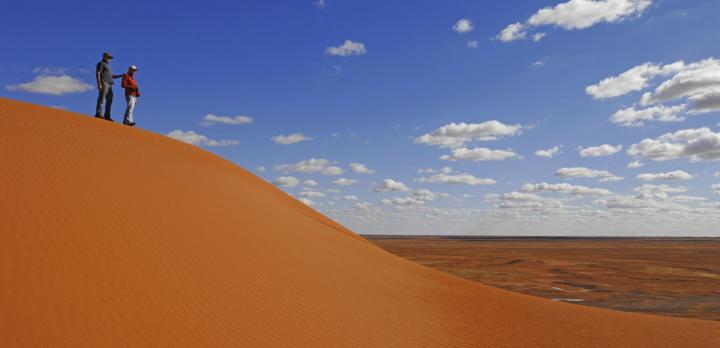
[1,98,718,347]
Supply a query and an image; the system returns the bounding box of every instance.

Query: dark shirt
[96,60,114,84]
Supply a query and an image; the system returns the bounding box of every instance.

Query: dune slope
[1,98,718,347]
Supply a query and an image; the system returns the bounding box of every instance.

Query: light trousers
[124,95,137,123]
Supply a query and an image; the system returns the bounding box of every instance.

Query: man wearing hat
[121,65,141,126]
[95,52,122,121]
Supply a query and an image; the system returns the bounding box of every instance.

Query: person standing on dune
[121,65,141,126]
[95,52,122,121]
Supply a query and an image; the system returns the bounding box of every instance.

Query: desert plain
[369,236,720,321]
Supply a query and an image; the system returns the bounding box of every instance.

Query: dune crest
[1,98,718,347]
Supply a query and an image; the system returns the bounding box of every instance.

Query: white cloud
[498,0,653,42]
[415,121,523,148]
[592,59,720,124]
[343,195,359,201]
[333,178,358,186]
[314,0,325,8]
[374,179,410,192]
[382,197,425,206]
[628,128,720,161]
[634,184,687,200]
[531,59,546,67]
[440,147,519,161]
[298,197,315,206]
[642,58,720,110]
[713,184,720,196]
[6,75,92,95]
[453,19,474,33]
[555,167,623,182]
[271,133,312,145]
[202,114,253,126]
[273,176,300,188]
[257,166,267,172]
[303,179,319,186]
[299,189,326,198]
[627,160,644,169]
[326,40,367,57]
[411,189,448,202]
[610,104,686,127]
[466,40,479,48]
[417,173,496,186]
[532,33,547,42]
[417,166,453,174]
[715,171,720,178]
[637,170,693,181]
[535,145,561,158]
[580,144,622,157]
[497,22,527,42]
[527,0,652,30]
[165,130,239,147]
[274,158,343,175]
[349,162,375,174]
[586,61,684,99]
[520,182,612,196]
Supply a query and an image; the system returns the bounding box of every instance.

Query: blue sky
[2,0,720,235]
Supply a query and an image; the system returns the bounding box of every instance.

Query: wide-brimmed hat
[103,52,114,59]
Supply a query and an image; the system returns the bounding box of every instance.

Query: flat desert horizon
[2,98,719,347]
[368,236,720,321]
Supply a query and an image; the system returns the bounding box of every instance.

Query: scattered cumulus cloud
[415,121,523,148]
[497,0,653,42]
[610,104,686,127]
[271,133,312,145]
[326,40,367,57]
[6,75,92,95]
[555,167,623,182]
[628,128,720,161]
[333,178,358,186]
[440,147,519,161]
[274,158,343,175]
[497,22,527,42]
[166,130,239,147]
[627,160,644,169]
[586,61,684,99]
[303,179,319,186]
[637,170,693,181]
[532,33,546,42]
[466,40,479,48]
[417,173,496,186]
[520,182,612,196]
[453,19,474,33]
[349,162,375,174]
[588,58,720,126]
[580,144,622,157]
[202,114,253,126]
[374,179,410,192]
[535,145,561,158]
[273,176,300,188]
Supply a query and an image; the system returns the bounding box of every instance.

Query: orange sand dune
[1,98,718,347]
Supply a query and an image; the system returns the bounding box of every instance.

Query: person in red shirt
[121,65,141,126]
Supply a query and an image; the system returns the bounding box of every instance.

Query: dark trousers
[95,82,113,118]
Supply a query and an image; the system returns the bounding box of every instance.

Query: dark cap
[102,52,114,59]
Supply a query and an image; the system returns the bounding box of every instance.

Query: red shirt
[121,73,141,97]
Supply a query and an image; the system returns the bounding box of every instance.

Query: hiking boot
[104,117,114,122]
[94,114,103,119]
[126,122,136,127]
